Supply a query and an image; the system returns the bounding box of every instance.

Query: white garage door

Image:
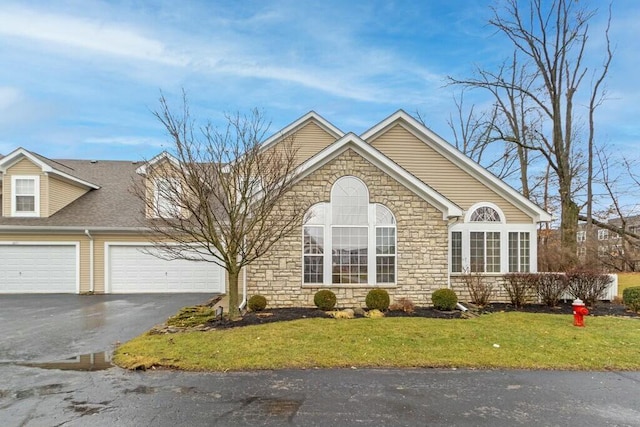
[107,245,225,293]
[0,244,78,293]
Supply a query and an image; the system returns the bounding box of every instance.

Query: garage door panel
[0,244,77,293]
[108,245,224,293]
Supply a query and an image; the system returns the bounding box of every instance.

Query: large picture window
[508,232,530,272]
[302,176,396,286]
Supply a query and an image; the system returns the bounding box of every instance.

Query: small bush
[502,273,537,308]
[389,297,415,314]
[461,270,494,307]
[365,289,390,311]
[314,290,337,311]
[535,273,569,307]
[566,269,613,306]
[247,295,267,312]
[431,288,458,311]
[623,286,640,313]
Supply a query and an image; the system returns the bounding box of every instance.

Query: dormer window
[154,178,181,218]
[12,176,39,217]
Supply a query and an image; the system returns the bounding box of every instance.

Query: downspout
[84,229,94,293]
[239,266,248,310]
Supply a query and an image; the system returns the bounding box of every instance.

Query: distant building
[576,215,640,271]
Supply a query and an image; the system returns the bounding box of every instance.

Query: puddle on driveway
[19,352,112,371]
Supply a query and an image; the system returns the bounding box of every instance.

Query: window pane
[470,232,485,272]
[376,256,395,283]
[508,232,518,272]
[486,232,500,272]
[15,179,35,195]
[303,256,323,283]
[331,177,368,225]
[520,232,530,272]
[303,226,324,254]
[451,231,462,273]
[16,195,35,212]
[332,227,368,283]
[470,206,501,222]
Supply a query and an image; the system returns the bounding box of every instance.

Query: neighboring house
[576,216,640,271]
[0,110,552,307]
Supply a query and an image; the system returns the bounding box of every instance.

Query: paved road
[1,295,639,426]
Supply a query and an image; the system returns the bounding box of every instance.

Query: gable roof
[135,151,180,175]
[294,132,463,220]
[0,147,100,190]
[0,158,145,229]
[260,111,344,152]
[361,110,552,222]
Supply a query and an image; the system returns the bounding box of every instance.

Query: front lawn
[113,312,640,371]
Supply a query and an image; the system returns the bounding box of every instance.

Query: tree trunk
[560,193,579,267]
[227,268,241,319]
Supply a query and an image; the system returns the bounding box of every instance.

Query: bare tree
[449,0,613,265]
[134,94,307,318]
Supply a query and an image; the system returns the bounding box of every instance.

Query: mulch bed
[204,301,638,330]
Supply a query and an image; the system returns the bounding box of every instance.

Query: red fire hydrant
[572,298,589,327]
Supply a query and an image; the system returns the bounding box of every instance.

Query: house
[576,216,640,271]
[0,110,551,307]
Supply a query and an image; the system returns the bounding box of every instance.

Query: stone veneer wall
[247,148,449,308]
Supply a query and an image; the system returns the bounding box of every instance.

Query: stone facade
[247,148,449,308]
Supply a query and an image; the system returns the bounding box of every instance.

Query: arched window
[470,206,501,222]
[302,177,396,285]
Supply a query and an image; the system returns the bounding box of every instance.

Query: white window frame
[11,175,40,217]
[598,229,609,241]
[301,177,396,287]
[153,178,181,218]
[576,230,586,242]
[450,202,537,274]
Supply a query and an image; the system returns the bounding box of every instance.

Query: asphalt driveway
[0,293,213,363]
[1,295,640,426]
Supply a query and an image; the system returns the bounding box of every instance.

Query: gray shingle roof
[0,158,147,229]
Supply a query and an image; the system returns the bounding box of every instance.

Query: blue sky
[0,0,638,164]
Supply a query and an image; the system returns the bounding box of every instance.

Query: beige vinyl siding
[265,121,338,167]
[369,124,532,223]
[0,233,90,292]
[3,158,45,217]
[49,176,89,215]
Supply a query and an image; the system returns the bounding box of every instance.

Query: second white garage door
[107,244,225,293]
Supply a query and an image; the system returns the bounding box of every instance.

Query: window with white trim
[598,229,609,240]
[154,178,181,218]
[450,203,536,274]
[508,232,530,272]
[302,176,396,285]
[576,230,586,242]
[12,176,39,217]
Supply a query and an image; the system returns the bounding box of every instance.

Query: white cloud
[84,136,166,148]
[0,5,187,66]
[0,86,23,111]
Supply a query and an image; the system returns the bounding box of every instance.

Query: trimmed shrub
[502,273,537,308]
[566,269,613,306]
[314,290,337,311]
[461,270,493,307]
[247,295,267,312]
[623,286,640,313]
[431,288,458,311]
[389,297,415,314]
[365,289,390,311]
[535,273,569,307]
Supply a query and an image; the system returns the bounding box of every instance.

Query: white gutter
[84,229,94,293]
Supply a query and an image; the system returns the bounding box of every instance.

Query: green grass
[113,312,640,372]
[618,272,640,296]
